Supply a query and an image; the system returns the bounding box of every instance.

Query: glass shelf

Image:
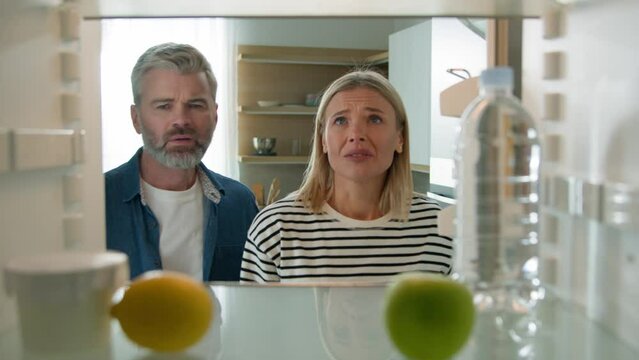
[2,284,637,359]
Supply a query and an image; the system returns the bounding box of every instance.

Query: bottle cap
[480,67,513,89]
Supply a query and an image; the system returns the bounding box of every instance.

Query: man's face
[131,68,217,169]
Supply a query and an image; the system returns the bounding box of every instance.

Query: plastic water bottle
[454,67,543,358]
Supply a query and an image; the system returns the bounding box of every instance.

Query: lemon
[384,273,475,360]
[111,270,213,352]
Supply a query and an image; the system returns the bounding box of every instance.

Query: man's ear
[131,105,142,134]
[211,102,219,131]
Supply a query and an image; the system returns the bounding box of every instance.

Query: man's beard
[141,126,211,169]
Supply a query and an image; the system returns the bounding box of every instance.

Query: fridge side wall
[528,0,639,351]
[0,1,105,332]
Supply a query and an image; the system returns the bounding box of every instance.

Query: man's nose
[171,105,192,127]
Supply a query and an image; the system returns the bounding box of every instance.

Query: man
[105,43,258,281]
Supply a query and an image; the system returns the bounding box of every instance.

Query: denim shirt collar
[122,148,223,205]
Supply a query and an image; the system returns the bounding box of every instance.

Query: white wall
[429,18,486,161]
[233,18,397,49]
[389,21,432,167]
[389,19,486,195]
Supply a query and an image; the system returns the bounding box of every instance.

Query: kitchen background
[0,0,637,354]
[99,17,486,204]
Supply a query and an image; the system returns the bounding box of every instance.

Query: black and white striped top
[240,193,454,283]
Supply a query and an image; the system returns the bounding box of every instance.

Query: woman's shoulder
[248,193,323,235]
[410,192,441,208]
[255,193,314,219]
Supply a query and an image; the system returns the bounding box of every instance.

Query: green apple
[384,273,475,360]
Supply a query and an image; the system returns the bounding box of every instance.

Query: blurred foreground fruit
[111,270,213,352]
[384,273,475,360]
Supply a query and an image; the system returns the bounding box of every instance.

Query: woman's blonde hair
[296,70,413,220]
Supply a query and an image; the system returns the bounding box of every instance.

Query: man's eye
[156,103,170,110]
[189,102,206,109]
[333,116,347,125]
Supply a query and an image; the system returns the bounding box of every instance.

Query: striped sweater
[240,193,454,283]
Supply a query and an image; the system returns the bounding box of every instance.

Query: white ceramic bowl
[253,137,276,155]
[257,100,280,107]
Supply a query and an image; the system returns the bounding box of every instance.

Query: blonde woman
[240,70,452,283]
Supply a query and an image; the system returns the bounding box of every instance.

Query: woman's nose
[348,120,366,142]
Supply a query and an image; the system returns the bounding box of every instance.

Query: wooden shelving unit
[237,45,388,66]
[365,51,389,65]
[236,44,388,201]
[237,45,387,162]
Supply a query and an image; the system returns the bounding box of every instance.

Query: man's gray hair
[131,42,217,106]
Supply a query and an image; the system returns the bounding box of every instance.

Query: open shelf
[237,45,387,67]
[237,45,386,196]
[365,51,389,65]
[410,163,431,173]
[239,105,317,116]
[238,155,309,164]
[238,53,364,66]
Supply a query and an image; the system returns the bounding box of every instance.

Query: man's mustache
[165,127,197,138]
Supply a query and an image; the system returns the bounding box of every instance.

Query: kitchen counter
[1,283,637,359]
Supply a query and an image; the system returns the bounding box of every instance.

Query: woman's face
[322,86,403,186]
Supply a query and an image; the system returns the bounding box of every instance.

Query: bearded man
[105,43,258,281]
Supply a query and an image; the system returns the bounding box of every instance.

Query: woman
[240,70,453,283]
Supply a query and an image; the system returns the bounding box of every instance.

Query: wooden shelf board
[237,46,387,66]
[239,105,317,116]
[410,163,431,173]
[238,53,363,66]
[365,51,389,65]
[239,155,309,164]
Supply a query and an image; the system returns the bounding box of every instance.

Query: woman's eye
[333,116,347,125]
[369,115,383,123]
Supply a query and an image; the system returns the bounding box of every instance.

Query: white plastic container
[3,251,128,355]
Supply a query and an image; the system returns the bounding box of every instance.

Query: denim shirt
[105,148,258,281]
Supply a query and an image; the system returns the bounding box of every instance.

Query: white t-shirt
[142,178,204,279]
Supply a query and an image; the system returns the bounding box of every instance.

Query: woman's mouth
[345,149,373,160]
